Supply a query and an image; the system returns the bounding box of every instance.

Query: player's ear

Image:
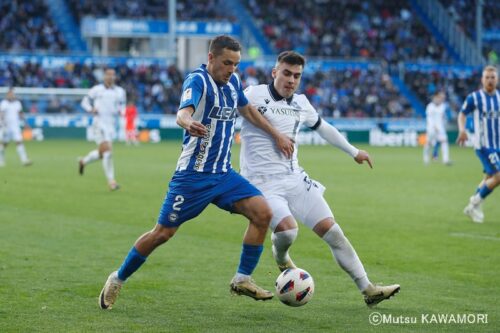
[208,52,215,63]
[272,68,277,79]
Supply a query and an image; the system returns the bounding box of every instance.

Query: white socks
[441,142,450,163]
[0,145,5,166]
[16,144,29,164]
[102,151,115,182]
[83,149,100,165]
[271,224,370,291]
[322,224,371,291]
[271,229,298,265]
[423,144,430,164]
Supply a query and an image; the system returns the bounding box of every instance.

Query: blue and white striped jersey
[461,89,500,150]
[176,64,248,173]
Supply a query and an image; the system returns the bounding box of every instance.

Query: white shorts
[91,124,115,145]
[1,126,23,142]
[247,172,334,231]
[426,127,447,144]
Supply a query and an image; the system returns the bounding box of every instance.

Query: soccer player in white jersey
[0,88,32,167]
[458,65,500,223]
[240,51,400,307]
[79,68,125,191]
[98,36,294,309]
[423,91,451,165]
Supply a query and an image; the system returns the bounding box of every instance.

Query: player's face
[104,69,116,87]
[6,90,15,100]
[481,70,498,93]
[272,63,303,98]
[207,48,241,84]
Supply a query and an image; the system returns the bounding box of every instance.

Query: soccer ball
[275,268,314,307]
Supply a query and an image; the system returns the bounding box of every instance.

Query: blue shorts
[157,169,262,227]
[475,148,500,176]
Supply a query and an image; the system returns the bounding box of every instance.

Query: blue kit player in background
[98,35,294,309]
[458,65,500,224]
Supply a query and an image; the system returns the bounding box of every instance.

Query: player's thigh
[288,175,334,230]
[157,172,220,227]
[213,170,265,216]
[9,127,22,142]
[475,149,500,176]
[265,195,295,231]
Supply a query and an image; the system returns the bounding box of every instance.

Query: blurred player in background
[240,51,400,307]
[98,35,294,310]
[124,99,138,145]
[458,65,500,223]
[423,91,451,165]
[79,68,125,191]
[0,88,32,167]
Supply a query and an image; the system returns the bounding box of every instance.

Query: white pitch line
[450,232,500,242]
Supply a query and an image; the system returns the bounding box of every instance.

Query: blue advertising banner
[81,18,241,37]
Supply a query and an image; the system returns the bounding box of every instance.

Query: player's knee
[151,225,177,245]
[252,205,273,229]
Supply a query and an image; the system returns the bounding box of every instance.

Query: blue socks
[117,247,147,281]
[237,244,263,275]
[478,184,493,199]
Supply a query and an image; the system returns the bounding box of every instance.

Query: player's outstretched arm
[456,112,468,146]
[239,104,294,158]
[176,107,207,137]
[315,120,372,168]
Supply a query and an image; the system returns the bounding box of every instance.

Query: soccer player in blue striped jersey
[458,65,500,223]
[98,36,294,309]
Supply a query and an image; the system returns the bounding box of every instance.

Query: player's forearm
[316,121,358,157]
[81,96,93,112]
[176,107,194,130]
[241,105,282,140]
[457,112,466,132]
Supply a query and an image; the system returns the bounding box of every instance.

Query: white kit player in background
[0,88,32,167]
[240,51,400,307]
[79,68,125,191]
[423,91,451,165]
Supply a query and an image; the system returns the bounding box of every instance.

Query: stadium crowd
[440,0,500,60]
[0,61,184,114]
[404,69,480,113]
[1,60,415,118]
[67,0,235,22]
[0,0,67,52]
[243,0,449,63]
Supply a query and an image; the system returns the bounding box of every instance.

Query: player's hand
[275,133,295,159]
[354,150,373,169]
[456,130,468,146]
[91,108,99,114]
[186,120,208,137]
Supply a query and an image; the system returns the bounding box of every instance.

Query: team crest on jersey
[182,88,192,102]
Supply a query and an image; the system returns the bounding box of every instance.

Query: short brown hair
[209,35,241,56]
[483,65,498,74]
[276,51,306,67]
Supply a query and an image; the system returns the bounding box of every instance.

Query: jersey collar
[268,82,294,105]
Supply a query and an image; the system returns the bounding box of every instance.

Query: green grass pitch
[0,140,498,332]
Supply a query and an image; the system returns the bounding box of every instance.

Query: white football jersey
[425,101,447,132]
[81,84,126,129]
[0,99,23,128]
[240,83,321,177]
